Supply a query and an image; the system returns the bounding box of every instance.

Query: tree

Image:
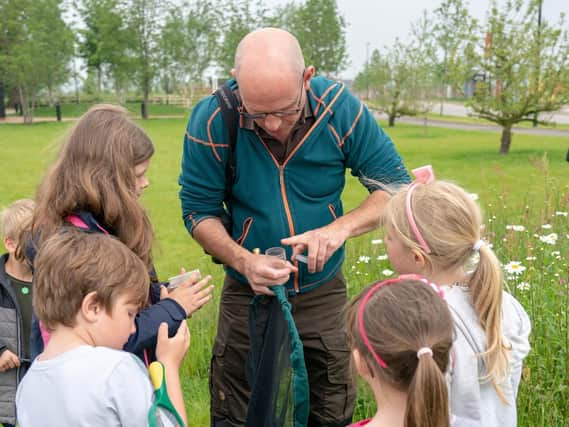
[290,0,348,76]
[77,0,132,96]
[353,19,434,128]
[265,1,299,29]
[159,0,219,103]
[466,0,569,154]
[124,0,164,119]
[216,0,269,78]
[432,0,478,114]
[0,0,73,123]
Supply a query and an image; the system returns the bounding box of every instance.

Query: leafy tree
[124,0,164,119]
[466,0,569,154]
[290,0,348,76]
[216,0,269,78]
[265,1,299,29]
[0,0,73,123]
[353,41,430,127]
[159,0,219,103]
[432,0,478,114]
[76,0,132,96]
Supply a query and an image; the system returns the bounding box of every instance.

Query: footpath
[396,116,569,138]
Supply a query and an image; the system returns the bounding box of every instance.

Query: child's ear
[81,291,103,323]
[3,236,16,253]
[352,349,371,378]
[411,248,427,270]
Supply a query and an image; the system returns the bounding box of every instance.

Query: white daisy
[470,193,479,201]
[541,224,553,229]
[371,239,383,245]
[506,225,526,232]
[381,269,394,276]
[525,256,537,261]
[517,282,530,291]
[376,254,388,261]
[555,211,568,217]
[504,261,526,275]
[539,233,558,245]
[358,255,371,263]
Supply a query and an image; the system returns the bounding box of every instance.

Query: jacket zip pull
[279,166,300,293]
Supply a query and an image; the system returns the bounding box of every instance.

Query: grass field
[0,118,567,426]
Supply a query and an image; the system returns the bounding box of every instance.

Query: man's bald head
[233,28,314,143]
[234,28,305,78]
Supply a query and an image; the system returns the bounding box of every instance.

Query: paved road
[432,102,569,125]
[396,116,569,138]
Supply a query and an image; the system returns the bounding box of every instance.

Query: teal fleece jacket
[179,76,409,294]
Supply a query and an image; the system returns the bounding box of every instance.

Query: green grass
[0,119,567,426]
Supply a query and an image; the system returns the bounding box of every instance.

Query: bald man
[179,28,410,426]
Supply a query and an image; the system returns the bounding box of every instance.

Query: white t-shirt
[444,287,531,427]
[16,345,169,427]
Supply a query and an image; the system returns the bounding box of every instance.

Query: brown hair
[384,181,510,401]
[33,229,149,331]
[346,279,453,427]
[28,104,155,269]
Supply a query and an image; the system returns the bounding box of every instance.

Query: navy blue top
[26,212,186,362]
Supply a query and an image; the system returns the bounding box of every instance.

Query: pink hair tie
[405,165,435,254]
[357,274,444,369]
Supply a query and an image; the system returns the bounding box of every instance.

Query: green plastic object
[147,361,186,427]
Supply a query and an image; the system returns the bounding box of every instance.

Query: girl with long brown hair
[346,275,453,427]
[23,104,213,362]
[383,165,531,427]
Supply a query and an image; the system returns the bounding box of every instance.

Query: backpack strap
[213,82,239,198]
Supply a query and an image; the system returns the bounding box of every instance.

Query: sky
[266,0,569,79]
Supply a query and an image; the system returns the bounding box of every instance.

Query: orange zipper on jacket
[257,82,346,294]
[278,165,300,293]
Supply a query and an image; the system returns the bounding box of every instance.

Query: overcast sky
[266,0,569,79]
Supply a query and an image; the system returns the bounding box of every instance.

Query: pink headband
[357,273,444,369]
[405,165,435,254]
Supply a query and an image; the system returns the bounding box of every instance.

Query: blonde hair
[1,198,35,242]
[27,104,155,270]
[346,279,453,427]
[34,229,149,331]
[384,181,510,402]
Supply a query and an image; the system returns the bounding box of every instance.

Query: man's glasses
[240,70,305,121]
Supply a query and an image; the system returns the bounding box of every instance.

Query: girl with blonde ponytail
[346,275,453,427]
[383,165,531,427]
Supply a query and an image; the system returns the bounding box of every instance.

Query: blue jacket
[180,76,409,294]
[27,212,187,362]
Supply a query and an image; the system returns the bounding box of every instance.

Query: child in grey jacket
[0,199,35,427]
[382,165,531,427]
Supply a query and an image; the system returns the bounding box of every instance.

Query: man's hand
[281,224,349,273]
[0,349,20,372]
[242,253,297,296]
